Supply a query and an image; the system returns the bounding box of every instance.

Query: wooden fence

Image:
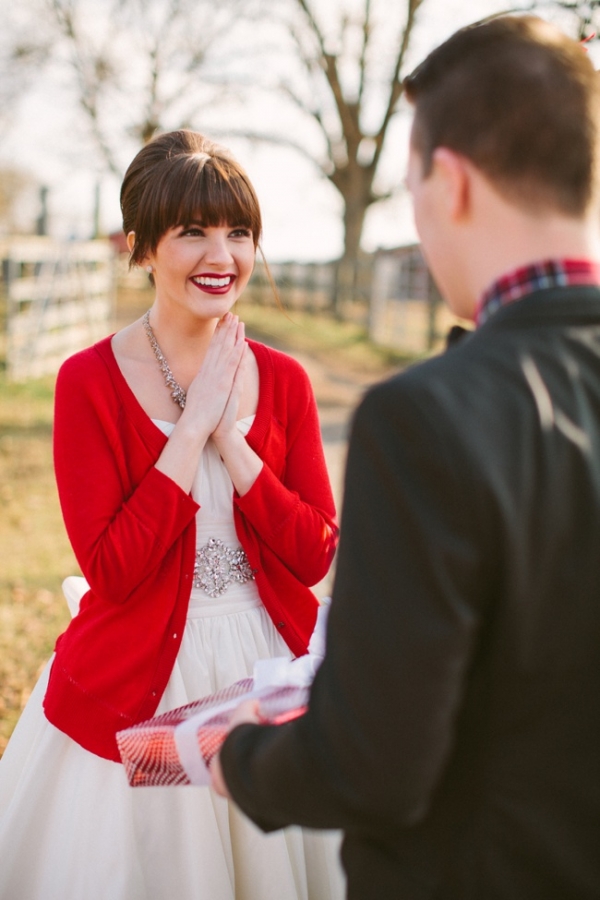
[249,247,455,354]
[248,258,372,312]
[1,238,457,378]
[1,237,115,381]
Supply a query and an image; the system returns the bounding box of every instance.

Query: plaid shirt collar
[475,259,600,327]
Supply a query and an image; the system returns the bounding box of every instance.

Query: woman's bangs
[172,161,261,241]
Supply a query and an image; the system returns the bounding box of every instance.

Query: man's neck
[458,175,600,319]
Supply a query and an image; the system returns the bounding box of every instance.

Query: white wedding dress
[0,417,345,900]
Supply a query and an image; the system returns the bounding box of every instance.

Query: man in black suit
[211,16,600,899]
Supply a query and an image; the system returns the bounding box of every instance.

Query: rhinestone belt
[192,537,255,598]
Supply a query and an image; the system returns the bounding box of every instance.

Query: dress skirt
[0,587,345,900]
[0,418,344,900]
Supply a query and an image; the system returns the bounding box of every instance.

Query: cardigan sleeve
[53,352,199,605]
[235,361,338,587]
[221,376,491,833]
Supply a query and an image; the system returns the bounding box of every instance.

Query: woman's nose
[203,233,234,265]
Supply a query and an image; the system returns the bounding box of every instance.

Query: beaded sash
[192,537,255,598]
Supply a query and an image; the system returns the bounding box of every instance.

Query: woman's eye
[230,228,252,239]
[181,226,204,236]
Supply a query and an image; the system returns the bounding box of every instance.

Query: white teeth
[193,275,232,287]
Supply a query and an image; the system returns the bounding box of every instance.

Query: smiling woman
[0,130,345,900]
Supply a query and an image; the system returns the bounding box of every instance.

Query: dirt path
[288,349,366,495]
[271,345,399,598]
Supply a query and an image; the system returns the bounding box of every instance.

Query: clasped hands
[176,312,262,497]
[183,311,248,443]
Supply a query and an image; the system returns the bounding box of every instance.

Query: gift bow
[173,599,330,784]
[253,598,329,690]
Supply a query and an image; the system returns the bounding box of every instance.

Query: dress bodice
[153,417,261,610]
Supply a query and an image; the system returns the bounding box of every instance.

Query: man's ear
[431,147,471,221]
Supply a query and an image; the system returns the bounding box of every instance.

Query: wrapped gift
[116,600,330,787]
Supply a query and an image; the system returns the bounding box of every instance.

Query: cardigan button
[277,621,285,629]
[172,633,178,639]
[151,690,157,697]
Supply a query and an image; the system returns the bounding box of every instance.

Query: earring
[145,265,153,273]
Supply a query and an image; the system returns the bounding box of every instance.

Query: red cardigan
[44,335,338,762]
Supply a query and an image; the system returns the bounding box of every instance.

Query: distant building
[369,244,461,354]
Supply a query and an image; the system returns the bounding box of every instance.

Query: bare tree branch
[358,0,372,107]
[49,0,124,174]
[294,0,363,156]
[294,0,329,59]
[371,0,424,174]
[279,83,338,167]
[46,0,246,176]
[209,126,335,180]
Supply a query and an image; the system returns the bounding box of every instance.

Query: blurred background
[1,0,599,753]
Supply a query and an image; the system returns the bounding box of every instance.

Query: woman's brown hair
[121,130,263,266]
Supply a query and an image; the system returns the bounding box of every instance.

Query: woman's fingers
[213,345,247,438]
[204,315,245,371]
[183,315,246,431]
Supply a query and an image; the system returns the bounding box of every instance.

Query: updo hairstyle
[120,130,263,267]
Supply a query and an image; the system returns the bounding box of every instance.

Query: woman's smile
[190,272,237,294]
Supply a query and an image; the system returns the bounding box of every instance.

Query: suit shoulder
[357,331,502,434]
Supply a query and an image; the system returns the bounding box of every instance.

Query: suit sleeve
[221,376,493,833]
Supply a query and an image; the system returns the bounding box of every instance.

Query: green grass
[0,376,77,753]
[236,299,421,375]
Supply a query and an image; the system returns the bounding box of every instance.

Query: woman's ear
[126,231,136,254]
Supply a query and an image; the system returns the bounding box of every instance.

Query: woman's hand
[209,754,231,798]
[212,343,248,444]
[211,346,264,495]
[182,313,246,437]
[154,313,247,493]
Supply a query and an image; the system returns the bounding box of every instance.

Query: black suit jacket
[221,286,600,900]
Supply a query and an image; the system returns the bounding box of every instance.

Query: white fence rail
[2,237,115,381]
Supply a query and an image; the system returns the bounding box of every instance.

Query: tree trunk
[333,167,371,316]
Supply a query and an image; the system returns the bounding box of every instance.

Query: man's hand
[209,699,262,797]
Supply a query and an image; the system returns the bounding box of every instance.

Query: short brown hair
[121,130,263,265]
[403,15,600,215]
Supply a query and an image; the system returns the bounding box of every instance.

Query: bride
[0,129,345,900]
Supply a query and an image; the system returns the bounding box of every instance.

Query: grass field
[0,377,77,753]
[0,288,415,756]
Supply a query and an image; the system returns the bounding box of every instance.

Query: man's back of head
[404,15,600,218]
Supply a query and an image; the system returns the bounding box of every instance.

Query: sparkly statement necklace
[142,310,187,409]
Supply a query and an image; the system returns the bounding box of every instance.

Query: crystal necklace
[142,310,187,409]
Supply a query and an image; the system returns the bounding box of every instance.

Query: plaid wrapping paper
[116,678,309,787]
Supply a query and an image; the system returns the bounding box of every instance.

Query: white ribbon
[173,686,267,785]
[253,598,330,690]
[173,599,331,785]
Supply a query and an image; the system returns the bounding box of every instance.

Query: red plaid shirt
[475,259,600,326]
